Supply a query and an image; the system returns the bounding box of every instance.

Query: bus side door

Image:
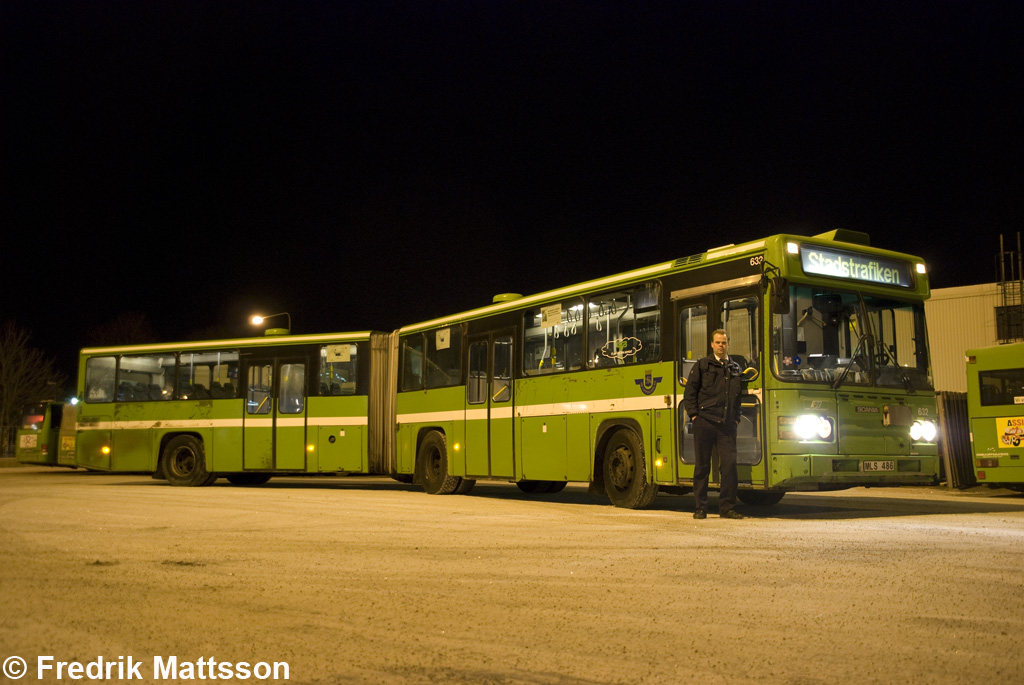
[465,333,515,479]
[243,357,308,471]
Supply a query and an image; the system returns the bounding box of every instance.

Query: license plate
[861,460,895,472]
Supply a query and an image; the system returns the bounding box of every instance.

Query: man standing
[683,329,745,519]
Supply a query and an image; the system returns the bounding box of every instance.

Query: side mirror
[769,276,790,315]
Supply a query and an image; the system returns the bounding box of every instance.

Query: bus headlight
[910,420,937,442]
[779,415,835,441]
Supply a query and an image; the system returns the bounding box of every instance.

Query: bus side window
[522,299,583,375]
[85,357,116,402]
[321,344,359,396]
[401,334,425,391]
[587,281,661,368]
[425,326,463,388]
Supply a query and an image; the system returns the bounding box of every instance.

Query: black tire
[454,478,476,495]
[226,473,272,486]
[545,480,568,494]
[737,490,786,506]
[161,435,216,487]
[602,428,658,508]
[417,431,460,495]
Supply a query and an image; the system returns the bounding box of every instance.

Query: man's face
[712,334,729,356]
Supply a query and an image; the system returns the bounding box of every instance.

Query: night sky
[3,2,1022,379]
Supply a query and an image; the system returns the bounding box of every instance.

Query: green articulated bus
[70,331,393,485]
[390,229,940,507]
[965,342,1024,491]
[16,400,76,467]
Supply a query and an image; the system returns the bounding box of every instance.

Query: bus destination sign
[801,246,914,288]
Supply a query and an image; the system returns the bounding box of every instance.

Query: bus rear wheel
[602,428,658,509]
[737,490,785,506]
[226,473,272,486]
[417,431,461,495]
[161,435,216,487]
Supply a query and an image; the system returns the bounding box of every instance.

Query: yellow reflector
[101,446,111,454]
[306,444,315,452]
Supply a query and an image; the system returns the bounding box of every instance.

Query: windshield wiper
[832,334,870,390]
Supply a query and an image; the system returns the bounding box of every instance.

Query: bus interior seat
[117,382,135,402]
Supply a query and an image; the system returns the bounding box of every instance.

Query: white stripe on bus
[399,395,672,425]
[464,406,515,421]
[76,415,368,431]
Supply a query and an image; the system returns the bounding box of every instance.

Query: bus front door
[675,299,708,484]
[243,358,308,471]
[674,287,764,487]
[465,333,515,479]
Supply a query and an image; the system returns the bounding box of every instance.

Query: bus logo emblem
[634,373,663,396]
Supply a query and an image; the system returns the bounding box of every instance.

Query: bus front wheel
[602,428,658,509]
[161,435,216,487]
[417,431,461,495]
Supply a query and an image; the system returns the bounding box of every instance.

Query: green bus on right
[966,342,1024,491]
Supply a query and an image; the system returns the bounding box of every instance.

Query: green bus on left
[16,400,77,467]
[66,331,394,486]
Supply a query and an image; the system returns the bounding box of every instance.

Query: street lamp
[250,311,291,335]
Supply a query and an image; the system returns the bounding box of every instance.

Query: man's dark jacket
[683,355,744,424]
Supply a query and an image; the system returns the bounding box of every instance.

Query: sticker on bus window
[436,328,450,351]
[541,304,562,328]
[1015,396,1024,405]
[325,344,352,363]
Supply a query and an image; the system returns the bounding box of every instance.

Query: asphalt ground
[1,467,1023,684]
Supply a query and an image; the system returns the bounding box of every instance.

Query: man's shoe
[720,509,745,519]
[693,509,707,519]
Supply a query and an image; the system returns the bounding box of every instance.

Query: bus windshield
[773,286,932,391]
